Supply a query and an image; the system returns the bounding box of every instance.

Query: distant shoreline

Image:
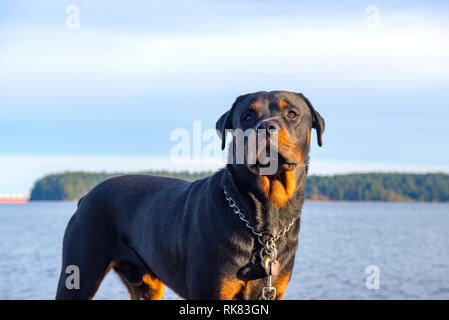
[27,171,449,203]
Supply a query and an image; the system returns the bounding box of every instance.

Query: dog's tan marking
[262,171,297,208]
[279,100,288,108]
[273,272,291,300]
[142,274,165,300]
[261,176,270,197]
[277,125,304,164]
[219,278,245,300]
[220,274,291,300]
[260,125,304,208]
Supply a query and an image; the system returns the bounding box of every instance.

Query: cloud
[1,6,448,96]
[2,27,447,77]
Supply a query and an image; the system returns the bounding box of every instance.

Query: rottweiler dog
[55,90,324,300]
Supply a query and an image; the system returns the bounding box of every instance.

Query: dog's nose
[256,120,281,136]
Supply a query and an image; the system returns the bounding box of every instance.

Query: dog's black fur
[55,91,324,300]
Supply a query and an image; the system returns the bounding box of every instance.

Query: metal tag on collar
[260,245,277,274]
[262,275,277,300]
[261,255,280,276]
[270,259,280,276]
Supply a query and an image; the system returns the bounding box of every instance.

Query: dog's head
[216,91,325,207]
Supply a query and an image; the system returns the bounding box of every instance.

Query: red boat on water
[0,196,29,204]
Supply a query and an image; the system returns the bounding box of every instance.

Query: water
[0,201,448,300]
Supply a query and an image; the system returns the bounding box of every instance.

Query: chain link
[224,188,299,300]
[223,189,297,245]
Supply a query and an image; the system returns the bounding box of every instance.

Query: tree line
[30,171,449,202]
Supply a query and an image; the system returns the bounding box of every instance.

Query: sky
[1,0,449,195]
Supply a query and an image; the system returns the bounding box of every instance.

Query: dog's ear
[216,94,249,150]
[216,110,232,150]
[297,93,325,147]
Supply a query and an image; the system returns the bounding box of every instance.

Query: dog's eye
[243,113,253,122]
[287,110,297,118]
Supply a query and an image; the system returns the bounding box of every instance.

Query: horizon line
[1,154,449,195]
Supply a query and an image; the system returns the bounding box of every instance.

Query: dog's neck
[225,163,308,237]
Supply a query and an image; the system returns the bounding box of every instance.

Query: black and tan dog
[55,90,324,300]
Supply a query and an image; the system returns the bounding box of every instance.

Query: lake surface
[0,201,448,300]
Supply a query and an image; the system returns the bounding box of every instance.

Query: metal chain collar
[223,188,298,300]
